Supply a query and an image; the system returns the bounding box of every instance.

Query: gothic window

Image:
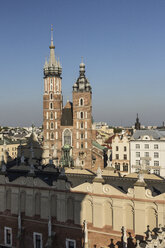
[79,98,84,106]
[50,122,54,129]
[50,102,53,110]
[63,129,72,146]
[80,112,84,119]
[81,133,84,139]
[50,132,54,140]
[50,112,53,120]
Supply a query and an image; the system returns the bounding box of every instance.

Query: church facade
[42,28,104,170]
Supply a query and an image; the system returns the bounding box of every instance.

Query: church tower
[43,26,62,160]
[72,61,92,168]
[135,113,141,130]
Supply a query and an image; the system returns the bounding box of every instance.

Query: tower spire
[49,25,56,66]
[50,24,54,48]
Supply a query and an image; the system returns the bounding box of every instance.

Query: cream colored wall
[0,173,164,237]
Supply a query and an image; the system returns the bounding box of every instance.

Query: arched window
[50,102,53,110]
[50,93,53,100]
[81,122,83,129]
[50,122,54,129]
[63,129,72,146]
[50,112,53,120]
[80,98,84,106]
[80,112,84,119]
[81,133,84,139]
[81,143,83,149]
[50,132,54,140]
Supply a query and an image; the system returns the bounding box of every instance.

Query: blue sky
[0,0,165,127]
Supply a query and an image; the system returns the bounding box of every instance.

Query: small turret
[73,59,91,92]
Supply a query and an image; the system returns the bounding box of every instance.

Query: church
[0,28,164,248]
[42,26,106,170]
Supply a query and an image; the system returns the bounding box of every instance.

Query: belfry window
[79,98,84,106]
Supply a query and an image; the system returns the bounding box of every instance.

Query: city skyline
[1,0,165,127]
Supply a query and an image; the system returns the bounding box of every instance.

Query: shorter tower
[135,113,141,130]
[43,26,62,159]
[72,61,92,168]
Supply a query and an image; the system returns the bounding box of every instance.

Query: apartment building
[130,130,165,177]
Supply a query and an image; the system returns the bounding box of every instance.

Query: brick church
[42,27,106,170]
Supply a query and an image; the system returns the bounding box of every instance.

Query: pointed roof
[64,101,72,109]
[43,25,62,77]
[49,25,56,67]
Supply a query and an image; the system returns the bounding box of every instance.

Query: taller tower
[43,26,62,159]
[72,61,92,168]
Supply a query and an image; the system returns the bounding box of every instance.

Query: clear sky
[0,0,165,127]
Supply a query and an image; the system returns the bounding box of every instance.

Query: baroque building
[43,27,103,170]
